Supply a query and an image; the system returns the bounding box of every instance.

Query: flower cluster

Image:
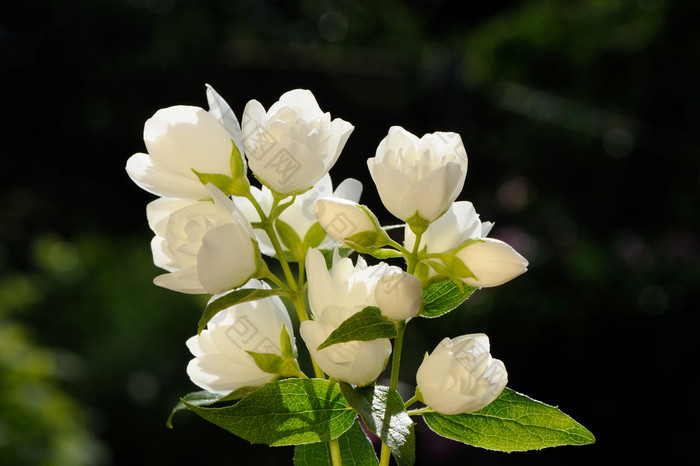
[127,86,542,464]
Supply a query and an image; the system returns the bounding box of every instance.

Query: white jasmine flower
[242,89,354,194]
[300,249,391,386]
[417,333,507,415]
[127,103,237,199]
[367,126,467,225]
[374,268,423,321]
[186,280,295,395]
[147,185,258,294]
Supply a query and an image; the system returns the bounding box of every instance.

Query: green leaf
[316,306,397,351]
[275,218,305,260]
[167,387,259,428]
[293,419,379,465]
[422,388,595,452]
[420,280,476,318]
[303,222,328,249]
[198,287,283,334]
[184,378,356,446]
[340,383,415,466]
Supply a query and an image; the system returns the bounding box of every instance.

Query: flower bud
[456,238,528,288]
[186,280,296,395]
[300,319,391,386]
[375,267,423,321]
[417,334,507,415]
[313,198,385,247]
[367,126,467,225]
[404,201,527,288]
[242,89,354,194]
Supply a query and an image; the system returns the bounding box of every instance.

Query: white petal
[205,83,244,156]
[197,224,257,294]
[333,178,363,203]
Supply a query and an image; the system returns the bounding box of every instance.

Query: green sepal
[198,287,284,334]
[246,351,303,378]
[280,325,296,359]
[345,230,391,249]
[183,378,356,446]
[359,247,404,260]
[422,388,596,452]
[420,280,477,318]
[316,306,398,351]
[275,218,305,260]
[303,221,328,249]
[340,383,415,466]
[320,247,353,268]
[167,386,260,428]
[229,139,247,180]
[423,260,467,290]
[405,211,430,237]
[245,326,302,378]
[293,419,379,465]
[192,168,250,198]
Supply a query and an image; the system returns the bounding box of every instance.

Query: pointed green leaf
[198,287,283,334]
[280,325,296,359]
[340,383,415,466]
[245,350,302,378]
[443,255,476,279]
[229,139,246,178]
[422,388,595,452]
[303,221,328,249]
[345,231,390,249]
[420,280,476,318]
[362,248,404,260]
[293,419,379,465]
[184,379,356,446]
[167,386,260,428]
[423,259,469,289]
[316,306,397,351]
[275,218,304,259]
[191,169,249,197]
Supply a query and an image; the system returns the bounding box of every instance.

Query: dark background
[1,0,697,464]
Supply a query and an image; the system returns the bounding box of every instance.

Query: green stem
[249,190,338,465]
[379,443,391,466]
[379,321,406,466]
[406,230,423,275]
[389,322,406,390]
[406,407,434,416]
[403,394,420,410]
[259,265,290,293]
[379,230,425,466]
[329,438,342,465]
